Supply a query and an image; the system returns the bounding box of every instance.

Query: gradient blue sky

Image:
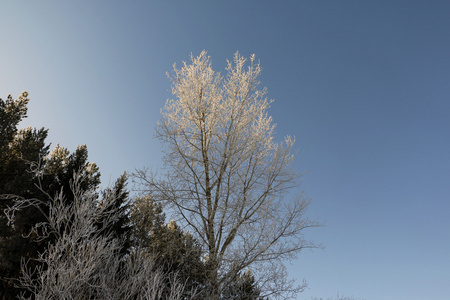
[1,1,449,299]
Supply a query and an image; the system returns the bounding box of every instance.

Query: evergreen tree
[221,270,264,300]
[0,92,129,299]
[130,196,207,298]
[96,172,132,255]
[0,142,101,298]
[0,92,29,152]
[0,92,50,299]
[130,196,263,299]
[5,173,186,300]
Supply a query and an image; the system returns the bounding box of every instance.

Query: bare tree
[134,51,320,299]
[3,173,186,300]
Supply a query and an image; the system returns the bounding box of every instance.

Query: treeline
[2,51,320,300]
[0,92,262,299]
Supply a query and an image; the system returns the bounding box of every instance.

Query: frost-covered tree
[134,51,319,299]
[4,173,186,300]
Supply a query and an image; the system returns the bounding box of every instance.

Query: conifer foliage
[130,196,207,298]
[4,173,185,300]
[0,93,129,299]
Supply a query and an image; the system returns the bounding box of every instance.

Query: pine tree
[222,270,264,300]
[130,196,207,298]
[5,173,186,300]
[0,92,50,299]
[0,92,130,299]
[96,172,132,255]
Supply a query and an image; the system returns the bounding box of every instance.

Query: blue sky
[1,1,449,299]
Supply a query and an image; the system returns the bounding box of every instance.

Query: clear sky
[1,1,449,299]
